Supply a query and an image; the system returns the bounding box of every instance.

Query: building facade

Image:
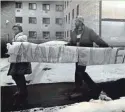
[1,1,64,44]
[1,1,15,42]
[1,0,125,44]
[15,1,64,43]
[1,1,15,57]
[101,1,125,42]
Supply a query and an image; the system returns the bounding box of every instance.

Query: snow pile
[28,63,75,84]
[0,58,9,69]
[18,97,125,112]
[58,98,125,112]
[86,64,125,83]
[41,41,68,46]
[27,105,68,112]
[28,63,125,84]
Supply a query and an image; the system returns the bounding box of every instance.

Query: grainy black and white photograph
[0,0,125,112]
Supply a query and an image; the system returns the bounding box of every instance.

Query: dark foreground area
[1,78,125,112]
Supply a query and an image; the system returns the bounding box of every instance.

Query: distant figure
[67,16,111,101]
[7,25,32,107]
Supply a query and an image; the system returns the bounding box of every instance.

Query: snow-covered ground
[0,58,125,86]
[58,98,125,112]
[14,97,125,112]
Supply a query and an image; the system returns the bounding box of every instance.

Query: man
[67,16,111,100]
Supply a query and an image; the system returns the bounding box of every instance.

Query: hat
[71,15,84,31]
[75,15,84,24]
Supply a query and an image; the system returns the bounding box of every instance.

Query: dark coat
[7,62,32,76]
[68,26,109,47]
[7,32,32,76]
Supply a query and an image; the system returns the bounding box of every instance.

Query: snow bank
[28,63,75,84]
[0,58,9,69]
[0,59,125,86]
[27,63,125,84]
[58,98,125,112]
[18,97,125,112]
[41,41,68,46]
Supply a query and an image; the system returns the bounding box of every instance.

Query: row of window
[16,2,64,12]
[65,5,79,24]
[29,30,71,39]
[16,17,63,25]
[29,31,64,39]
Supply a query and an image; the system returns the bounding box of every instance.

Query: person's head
[75,16,84,29]
[12,25,23,35]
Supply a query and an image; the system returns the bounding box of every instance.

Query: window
[76,5,79,16]
[67,1,69,7]
[102,1,125,19]
[29,3,37,10]
[72,9,74,19]
[65,31,66,38]
[17,10,20,12]
[101,1,125,40]
[66,15,67,23]
[15,2,22,8]
[15,17,22,23]
[43,32,50,39]
[29,31,37,38]
[56,18,63,25]
[43,4,50,11]
[67,30,69,37]
[68,13,70,24]
[43,18,50,24]
[70,30,72,37]
[65,1,66,9]
[64,17,65,23]
[56,5,63,11]
[56,32,64,39]
[29,17,37,24]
